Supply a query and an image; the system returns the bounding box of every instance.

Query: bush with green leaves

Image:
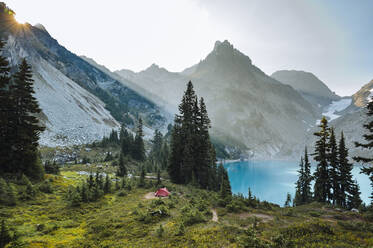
[64,186,82,207]
[18,175,37,201]
[176,222,185,236]
[156,224,164,237]
[237,227,269,248]
[38,180,53,194]
[116,189,127,197]
[182,208,205,226]
[0,178,16,206]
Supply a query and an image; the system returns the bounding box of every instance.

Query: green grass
[1,171,373,247]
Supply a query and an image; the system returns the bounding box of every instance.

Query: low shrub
[39,180,53,193]
[182,209,205,226]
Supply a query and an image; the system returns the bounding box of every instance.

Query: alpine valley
[0,4,370,160]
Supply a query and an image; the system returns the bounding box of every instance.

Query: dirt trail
[238,212,274,223]
[211,209,218,222]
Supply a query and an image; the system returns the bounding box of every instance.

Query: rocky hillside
[116,40,319,159]
[0,4,168,146]
[350,80,373,108]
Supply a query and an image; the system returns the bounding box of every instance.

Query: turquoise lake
[224,160,372,206]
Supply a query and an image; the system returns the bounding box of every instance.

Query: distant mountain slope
[81,56,172,118]
[2,31,120,146]
[116,40,319,159]
[0,3,168,145]
[300,79,373,160]
[0,6,167,128]
[271,70,340,111]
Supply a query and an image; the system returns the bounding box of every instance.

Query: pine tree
[313,117,331,203]
[181,133,194,184]
[168,81,218,189]
[219,164,232,201]
[0,40,12,173]
[294,157,304,206]
[348,180,362,210]
[138,166,146,187]
[87,173,94,189]
[160,141,169,170]
[195,97,212,188]
[10,59,45,179]
[157,168,161,186]
[104,174,111,193]
[248,188,253,202]
[303,147,313,203]
[81,182,88,202]
[168,117,183,184]
[44,160,59,174]
[132,118,145,161]
[353,98,373,203]
[328,128,339,205]
[116,153,127,177]
[284,193,292,207]
[338,132,354,208]
[150,129,163,165]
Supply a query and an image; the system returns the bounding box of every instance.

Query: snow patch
[318,98,352,123]
[367,89,373,102]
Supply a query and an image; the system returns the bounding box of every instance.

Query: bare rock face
[351,80,373,108]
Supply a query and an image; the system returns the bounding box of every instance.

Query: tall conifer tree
[10,59,45,179]
[168,81,220,189]
[294,157,305,206]
[303,147,313,203]
[132,118,145,161]
[0,40,12,173]
[313,117,330,203]
[338,132,354,208]
[353,97,373,203]
[328,128,339,205]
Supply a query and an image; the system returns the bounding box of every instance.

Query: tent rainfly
[155,188,170,197]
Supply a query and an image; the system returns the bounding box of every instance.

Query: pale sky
[6,0,373,96]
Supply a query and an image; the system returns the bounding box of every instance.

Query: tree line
[168,81,231,196]
[294,117,362,209]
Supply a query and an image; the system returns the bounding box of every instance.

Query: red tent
[155,188,170,197]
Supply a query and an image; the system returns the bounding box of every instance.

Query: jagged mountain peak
[213,40,234,52]
[194,40,255,79]
[210,40,250,63]
[141,63,170,75]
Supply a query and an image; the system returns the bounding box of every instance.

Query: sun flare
[15,14,27,24]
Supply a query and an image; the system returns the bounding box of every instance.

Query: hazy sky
[7,0,373,96]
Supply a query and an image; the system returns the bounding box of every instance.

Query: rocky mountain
[116,40,319,159]
[328,80,373,158]
[350,80,373,109]
[271,70,341,112]
[0,3,167,146]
